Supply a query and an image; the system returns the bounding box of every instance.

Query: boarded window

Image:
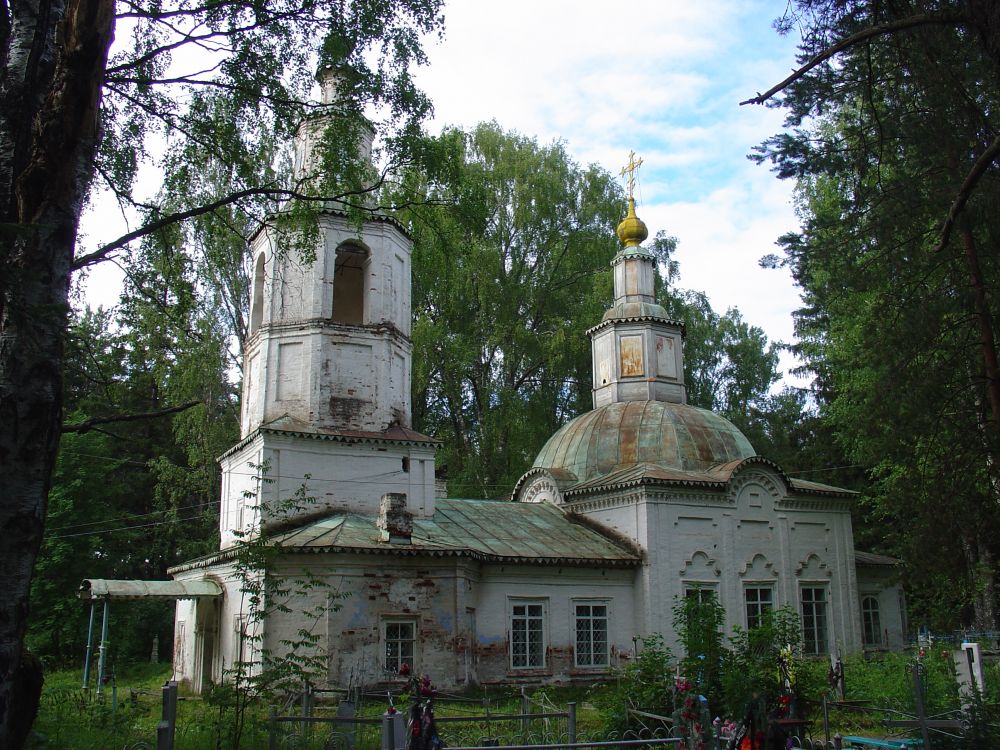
[620,335,644,377]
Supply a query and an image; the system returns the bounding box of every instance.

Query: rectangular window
[384,620,416,674]
[684,586,717,603]
[862,596,882,647]
[745,586,774,629]
[510,600,546,669]
[574,601,609,668]
[801,587,828,655]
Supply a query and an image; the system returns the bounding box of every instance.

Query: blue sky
[413,0,808,385]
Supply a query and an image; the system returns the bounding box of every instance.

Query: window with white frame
[383,619,416,674]
[745,586,774,629]
[510,600,546,669]
[862,596,882,647]
[684,585,718,603]
[574,601,609,668]
[801,587,828,655]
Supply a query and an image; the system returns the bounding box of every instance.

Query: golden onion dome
[616,197,649,248]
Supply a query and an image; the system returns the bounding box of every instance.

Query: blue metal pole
[97,599,110,697]
[82,601,96,689]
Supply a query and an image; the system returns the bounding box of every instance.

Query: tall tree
[0,2,443,746]
[397,123,624,497]
[748,0,1000,629]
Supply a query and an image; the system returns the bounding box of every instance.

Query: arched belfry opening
[332,242,368,324]
[249,252,266,335]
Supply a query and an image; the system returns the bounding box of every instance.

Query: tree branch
[62,400,201,434]
[935,133,1000,253]
[740,10,967,106]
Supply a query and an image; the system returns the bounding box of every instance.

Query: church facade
[169,88,906,692]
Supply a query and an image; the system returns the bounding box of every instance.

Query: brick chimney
[377,493,412,543]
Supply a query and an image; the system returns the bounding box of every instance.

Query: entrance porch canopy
[78,578,222,600]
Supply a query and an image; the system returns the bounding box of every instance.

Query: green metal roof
[268,498,640,566]
[533,400,756,483]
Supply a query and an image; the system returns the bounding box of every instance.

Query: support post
[82,601,96,689]
[157,681,178,750]
[823,694,830,747]
[96,599,110,697]
[269,705,278,750]
[567,702,576,745]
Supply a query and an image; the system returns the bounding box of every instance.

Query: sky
[412,0,808,385]
[82,0,809,385]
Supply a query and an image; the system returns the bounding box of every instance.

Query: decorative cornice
[168,540,641,575]
[218,423,440,462]
[585,316,686,337]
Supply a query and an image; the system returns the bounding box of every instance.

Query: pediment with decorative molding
[680,550,721,578]
[795,552,832,578]
[519,473,564,505]
[740,552,778,579]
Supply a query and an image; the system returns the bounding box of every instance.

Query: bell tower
[240,68,413,438]
[218,68,437,549]
[587,152,686,407]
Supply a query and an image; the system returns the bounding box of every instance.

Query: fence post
[269,705,278,750]
[822,694,830,748]
[567,702,576,745]
[521,687,529,734]
[157,681,177,750]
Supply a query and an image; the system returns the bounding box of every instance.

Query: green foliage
[603,633,675,725]
[30,305,236,667]
[395,122,624,497]
[721,606,802,720]
[755,0,1000,630]
[672,592,726,712]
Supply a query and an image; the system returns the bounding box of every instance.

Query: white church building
[168,82,906,692]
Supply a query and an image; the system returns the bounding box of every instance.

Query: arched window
[862,596,882,647]
[332,242,367,324]
[249,253,266,335]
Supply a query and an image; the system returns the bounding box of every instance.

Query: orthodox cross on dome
[619,150,644,201]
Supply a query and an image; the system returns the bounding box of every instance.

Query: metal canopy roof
[78,579,222,601]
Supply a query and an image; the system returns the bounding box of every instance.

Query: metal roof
[267,498,641,566]
[533,400,756,482]
[78,579,223,600]
[854,550,900,566]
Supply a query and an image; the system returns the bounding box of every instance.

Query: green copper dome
[532,400,755,483]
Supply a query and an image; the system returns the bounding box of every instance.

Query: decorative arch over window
[332,241,369,324]
[249,253,266,334]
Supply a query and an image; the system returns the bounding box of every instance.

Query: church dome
[532,400,755,483]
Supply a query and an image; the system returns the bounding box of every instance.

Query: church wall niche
[276,341,304,403]
[619,335,644,377]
